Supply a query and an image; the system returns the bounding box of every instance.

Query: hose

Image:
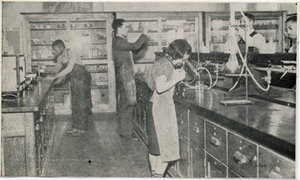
[228,11,271,92]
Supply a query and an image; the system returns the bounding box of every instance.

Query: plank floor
[45,113,151,177]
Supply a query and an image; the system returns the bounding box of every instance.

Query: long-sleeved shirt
[112,34,148,102]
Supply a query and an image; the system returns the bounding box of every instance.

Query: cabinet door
[206,121,227,163]
[189,110,204,148]
[259,146,295,178]
[190,141,205,177]
[206,153,227,178]
[228,132,258,178]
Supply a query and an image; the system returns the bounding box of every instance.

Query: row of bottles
[31,21,106,30]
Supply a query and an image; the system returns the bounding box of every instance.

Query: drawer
[259,146,295,178]
[175,104,188,137]
[206,153,227,178]
[206,121,227,163]
[91,88,109,105]
[228,132,258,178]
[189,110,204,148]
[178,135,189,177]
[190,141,205,178]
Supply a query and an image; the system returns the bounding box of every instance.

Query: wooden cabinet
[205,11,287,53]
[21,13,116,113]
[2,87,55,176]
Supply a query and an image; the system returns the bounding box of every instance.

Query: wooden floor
[45,113,151,177]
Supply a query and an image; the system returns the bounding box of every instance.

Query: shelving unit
[205,11,287,53]
[21,13,116,113]
[117,12,203,64]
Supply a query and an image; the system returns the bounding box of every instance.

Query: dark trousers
[69,66,92,131]
[116,82,134,137]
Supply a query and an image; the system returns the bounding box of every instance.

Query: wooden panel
[2,114,26,137]
[228,132,258,178]
[259,146,295,178]
[3,137,26,176]
[175,104,188,138]
[177,135,189,177]
[206,153,227,178]
[206,121,227,163]
[189,110,204,148]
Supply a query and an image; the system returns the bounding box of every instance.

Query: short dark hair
[52,39,65,48]
[167,39,192,60]
[286,15,297,23]
[244,12,255,23]
[112,19,125,34]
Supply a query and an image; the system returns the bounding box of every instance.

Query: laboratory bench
[1,79,55,176]
[134,74,295,178]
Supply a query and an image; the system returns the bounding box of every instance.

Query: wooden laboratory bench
[134,75,295,178]
[1,79,55,176]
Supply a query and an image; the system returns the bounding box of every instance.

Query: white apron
[152,85,180,162]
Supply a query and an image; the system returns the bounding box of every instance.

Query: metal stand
[219,7,252,106]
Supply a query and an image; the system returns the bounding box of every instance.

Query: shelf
[2,54,25,57]
[82,60,108,65]
[30,28,66,31]
[128,30,158,33]
[70,27,106,30]
[162,30,196,33]
[32,58,54,61]
[81,57,107,60]
[31,44,52,46]
[91,85,108,89]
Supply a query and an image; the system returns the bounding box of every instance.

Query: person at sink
[45,39,92,136]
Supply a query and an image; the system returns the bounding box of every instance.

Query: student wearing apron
[147,39,192,177]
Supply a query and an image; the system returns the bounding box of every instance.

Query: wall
[2,2,43,28]
[2,2,297,29]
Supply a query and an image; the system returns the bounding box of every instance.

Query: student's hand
[44,75,56,81]
[172,69,186,82]
[143,25,149,34]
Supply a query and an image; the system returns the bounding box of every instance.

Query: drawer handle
[233,151,249,164]
[192,126,200,134]
[233,147,256,165]
[268,171,283,179]
[209,136,221,147]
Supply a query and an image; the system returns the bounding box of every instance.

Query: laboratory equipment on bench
[2,54,26,101]
[219,10,272,106]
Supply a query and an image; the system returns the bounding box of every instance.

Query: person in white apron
[147,39,192,177]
